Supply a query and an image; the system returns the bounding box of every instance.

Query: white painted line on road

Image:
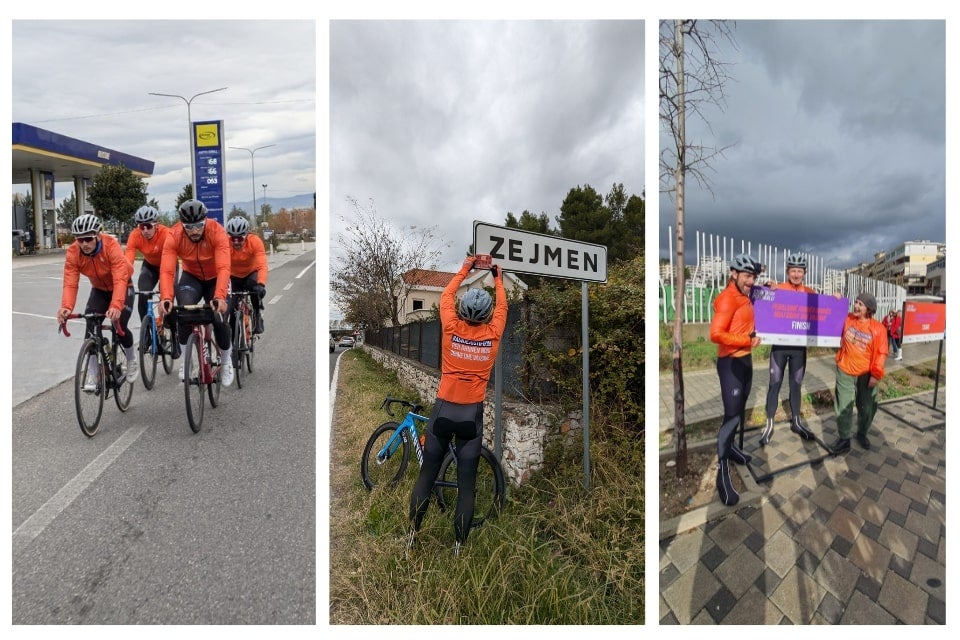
[284,283,294,291]
[13,425,149,550]
[296,260,316,279]
[12,311,58,321]
[268,295,283,305]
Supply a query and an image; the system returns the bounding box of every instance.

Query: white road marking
[296,260,315,279]
[13,425,149,550]
[268,295,283,305]
[284,283,294,290]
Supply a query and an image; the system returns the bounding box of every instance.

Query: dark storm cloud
[659,19,945,267]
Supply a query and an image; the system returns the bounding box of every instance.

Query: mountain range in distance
[228,192,315,212]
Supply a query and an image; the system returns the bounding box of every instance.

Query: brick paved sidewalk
[658,389,946,624]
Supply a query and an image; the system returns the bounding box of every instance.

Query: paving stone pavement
[659,387,946,624]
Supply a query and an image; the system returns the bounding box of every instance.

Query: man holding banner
[759,253,818,446]
[832,292,887,453]
[710,253,763,507]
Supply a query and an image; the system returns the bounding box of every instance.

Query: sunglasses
[139,222,155,231]
[76,236,98,244]
[182,221,205,231]
[229,235,247,242]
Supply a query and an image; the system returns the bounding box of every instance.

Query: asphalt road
[11,249,317,624]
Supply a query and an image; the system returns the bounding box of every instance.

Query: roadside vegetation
[329,349,643,624]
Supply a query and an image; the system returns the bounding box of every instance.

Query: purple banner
[750,287,848,347]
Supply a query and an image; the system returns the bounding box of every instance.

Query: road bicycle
[59,312,134,437]
[360,397,506,526]
[134,289,175,390]
[229,291,256,389]
[175,303,224,433]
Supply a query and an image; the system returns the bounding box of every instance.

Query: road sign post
[474,221,607,492]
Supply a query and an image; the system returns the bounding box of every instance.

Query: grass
[329,349,643,624]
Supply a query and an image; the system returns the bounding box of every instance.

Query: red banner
[901,301,945,344]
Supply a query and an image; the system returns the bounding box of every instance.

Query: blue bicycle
[135,289,175,390]
[360,397,506,524]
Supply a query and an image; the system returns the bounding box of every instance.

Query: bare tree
[331,197,446,330]
[660,19,737,474]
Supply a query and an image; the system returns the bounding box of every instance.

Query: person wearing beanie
[709,253,763,506]
[832,291,887,453]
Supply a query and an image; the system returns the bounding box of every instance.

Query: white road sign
[473,221,608,283]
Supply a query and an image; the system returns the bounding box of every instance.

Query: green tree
[88,164,149,231]
[227,205,249,220]
[556,183,642,263]
[506,210,553,234]
[56,192,80,231]
[175,184,194,210]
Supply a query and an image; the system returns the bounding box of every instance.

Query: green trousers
[834,366,878,439]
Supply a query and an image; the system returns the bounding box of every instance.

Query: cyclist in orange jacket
[125,205,172,321]
[409,255,508,554]
[225,216,268,335]
[832,291,887,453]
[158,199,235,387]
[57,214,137,388]
[710,253,762,506]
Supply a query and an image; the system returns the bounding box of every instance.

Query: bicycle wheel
[435,445,506,527]
[112,341,134,412]
[183,332,205,433]
[208,341,222,407]
[74,339,104,437]
[160,324,174,374]
[232,314,244,390]
[139,322,158,390]
[360,421,411,490]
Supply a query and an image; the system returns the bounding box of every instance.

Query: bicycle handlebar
[58,312,125,338]
[381,396,424,417]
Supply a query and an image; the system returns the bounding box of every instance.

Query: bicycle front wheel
[360,421,410,490]
[435,445,506,527]
[139,322,158,390]
[160,324,174,374]
[232,314,244,390]
[74,339,104,437]
[208,343,222,407]
[183,333,205,433]
[113,341,134,412]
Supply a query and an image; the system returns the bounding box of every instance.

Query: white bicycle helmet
[459,288,493,323]
[178,199,208,224]
[225,216,251,236]
[135,205,160,224]
[72,214,102,237]
[785,252,807,269]
[729,253,762,275]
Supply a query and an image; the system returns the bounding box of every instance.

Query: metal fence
[659,226,906,323]
[365,306,529,399]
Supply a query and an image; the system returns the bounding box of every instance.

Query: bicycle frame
[177,304,223,385]
[60,313,125,388]
[377,410,429,468]
[230,292,254,349]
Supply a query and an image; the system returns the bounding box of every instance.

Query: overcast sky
[658,19,946,269]
[11,20,316,213]
[330,20,644,280]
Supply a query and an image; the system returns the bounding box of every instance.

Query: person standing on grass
[709,253,763,507]
[408,255,507,555]
[831,291,887,454]
[759,253,817,446]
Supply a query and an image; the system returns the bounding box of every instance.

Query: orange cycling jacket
[836,314,887,380]
[229,233,268,284]
[436,262,508,404]
[61,234,133,313]
[159,221,232,302]
[710,279,755,359]
[124,224,171,268]
[777,281,816,294]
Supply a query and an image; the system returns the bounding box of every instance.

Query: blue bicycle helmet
[459,288,493,323]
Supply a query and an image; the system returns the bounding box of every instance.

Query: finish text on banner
[751,287,848,347]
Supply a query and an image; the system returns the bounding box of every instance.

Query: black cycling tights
[765,345,807,419]
[716,354,753,461]
[409,399,484,544]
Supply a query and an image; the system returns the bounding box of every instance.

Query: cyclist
[832,292,887,453]
[124,205,172,322]
[57,214,138,388]
[225,216,268,335]
[758,252,817,445]
[158,199,235,387]
[710,253,762,507]
[409,255,507,555]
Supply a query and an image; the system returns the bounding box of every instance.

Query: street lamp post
[228,146,275,224]
[149,87,228,199]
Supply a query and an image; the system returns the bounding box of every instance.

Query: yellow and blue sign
[192,120,225,224]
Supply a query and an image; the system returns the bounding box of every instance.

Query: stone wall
[364,345,578,486]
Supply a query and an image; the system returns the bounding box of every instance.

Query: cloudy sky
[330,20,644,280]
[658,19,946,269]
[11,20,316,213]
